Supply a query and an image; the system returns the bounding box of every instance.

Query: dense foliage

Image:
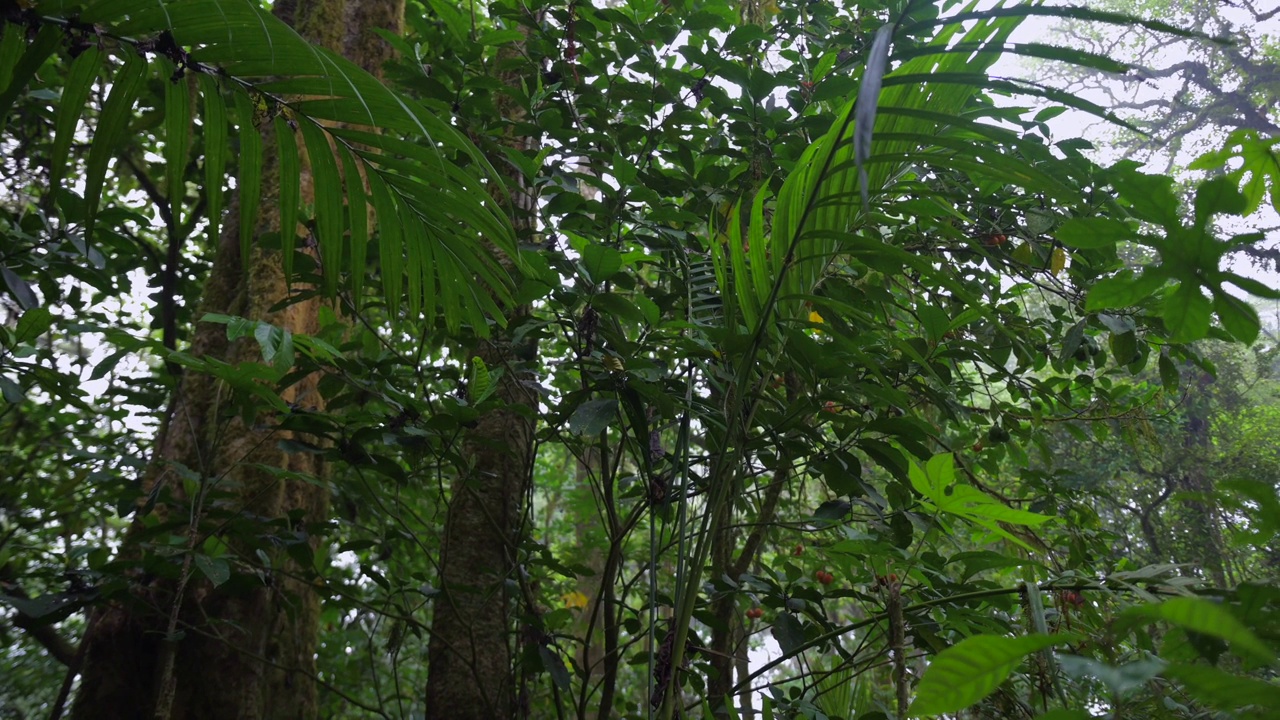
[1,0,1278,718]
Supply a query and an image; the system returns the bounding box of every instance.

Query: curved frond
[12,0,517,332]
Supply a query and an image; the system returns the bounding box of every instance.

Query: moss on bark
[70,1,402,717]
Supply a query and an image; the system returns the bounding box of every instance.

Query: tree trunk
[423,322,537,719]
[70,1,401,717]
[424,24,540,718]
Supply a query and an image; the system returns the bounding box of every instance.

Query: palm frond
[8,0,516,332]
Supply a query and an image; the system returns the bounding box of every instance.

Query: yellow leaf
[809,310,824,324]
[562,591,589,609]
[1050,247,1067,276]
[603,355,624,372]
[763,0,781,14]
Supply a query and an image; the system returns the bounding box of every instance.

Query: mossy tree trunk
[70,0,402,717]
[424,23,540,719]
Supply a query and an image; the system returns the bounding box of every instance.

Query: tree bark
[424,21,540,718]
[424,324,536,718]
[70,1,402,717]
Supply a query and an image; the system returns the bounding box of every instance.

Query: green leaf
[338,143,368,310]
[84,51,147,241]
[253,323,294,371]
[0,24,61,123]
[163,65,191,226]
[0,22,24,93]
[569,398,619,436]
[299,121,342,294]
[51,46,102,196]
[1108,330,1137,365]
[193,554,231,587]
[1,267,38,310]
[590,293,644,324]
[1163,663,1280,711]
[1056,217,1133,249]
[1033,711,1091,720]
[538,645,571,692]
[1193,176,1247,228]
[199,75,227,246]
[855,24,894,206]
[1158,352,1179,391]
[1164,284,1212,343]
[770,613,805,656]
[1213,291,1260,344]
[909,634,1070,717]
[366,170,403,314]
[469,355,493,404]
[1086,270,1166,310]
[234,91,263,270]
[581,245,622,285]
[0,376,23,404]
[1122,597,1274,665]
[14,307,53,344]
[275,116,300,284]
[1056,655,1165,697]
[1224,273,1280,300]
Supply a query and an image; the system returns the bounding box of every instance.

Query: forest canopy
[1,0,1279,718]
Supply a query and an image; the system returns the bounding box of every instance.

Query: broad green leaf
[51,46,102,195]
[199,75,227,247]
[1213,291,1260,344]
[1,267,38,310]
[1122,597,1274,665]
[590,294,644,324]
[14,307,53,345]
[1224,273,1280,300]
[1158,352,1179,391]
[1056,654,1165,697]
[275,116,301,284]
[909,634,1071,717]
[193,554,231,587]
[582,244,622,285]
[1108,330,1137,365]
[1162,663,1280,710]
[1193,176,1247,229]
[1086,269,1167,310]
[569,398,619,436]
[770,613,805,656]
[84,51,147,241]
[1164,284,1212,343]
[1056,217,1133,249]
[0,376,23,404]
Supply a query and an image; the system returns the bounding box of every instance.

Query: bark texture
[424,330,536,718]
[70,1,402,717]
[424,23,540,718]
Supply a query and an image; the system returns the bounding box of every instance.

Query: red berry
[793,544,804,556]
[816,571,834,585]
[746,607,764,619]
